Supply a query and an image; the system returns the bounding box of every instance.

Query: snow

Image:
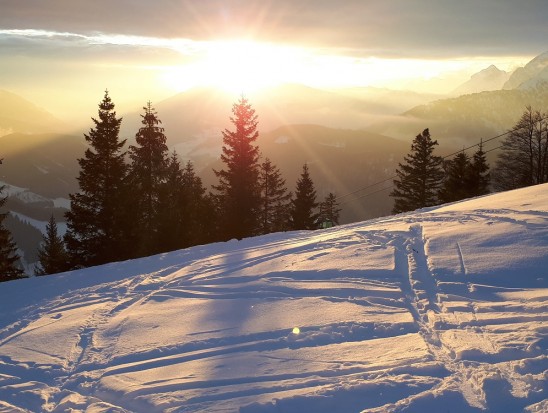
[10,211,68,236]
[0,181,27,197]
[0,184,546,412]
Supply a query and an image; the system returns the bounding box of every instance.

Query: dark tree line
[391,107,545,214]
[26,93,339,277]
[3,98,545,280]
[391,128,491,214]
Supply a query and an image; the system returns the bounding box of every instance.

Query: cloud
[0,29,192,65]
[0,0,546,58]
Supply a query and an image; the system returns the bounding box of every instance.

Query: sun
[163,39,305,95]
[201,40,305,94]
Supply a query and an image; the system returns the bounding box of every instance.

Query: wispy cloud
[0,29,203,56]
[1,0,546,58]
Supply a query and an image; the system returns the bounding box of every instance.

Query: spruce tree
[158,151,185,252]
[35,215,70,276]
[213,96,261,240]
[65,90,129,268]
[468,140,490,197]
[289,164,319,230]
[258,158,291,234]
[438,152,471,203]
[128,102,169,256]
[181,161,216,246]
[319,192,341,227]
[391,129,444,214]
[0,171,25,282]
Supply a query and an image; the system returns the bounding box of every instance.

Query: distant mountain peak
[503,51,548,90]
[452,65,509,96]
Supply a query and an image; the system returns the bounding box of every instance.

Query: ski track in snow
[0,185,547,412]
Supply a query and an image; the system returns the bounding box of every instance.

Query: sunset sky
[1,0,546,123]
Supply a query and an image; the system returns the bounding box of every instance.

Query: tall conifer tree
[213,96,261,240]
[181,161,214,246]
[258,158,291,234]
[319,192,341,227]
[438,152,471,203]
[289,164,319,230]
[65,91,128,268]
[391,129,444,213]
[468,140,490,196]
[158,151,186,252]
[128,102,169,256]
[35,215,69,276]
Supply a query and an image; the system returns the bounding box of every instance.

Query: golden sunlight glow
[161,38,525,95]
[163,40,306,94]
[292,327,300,335]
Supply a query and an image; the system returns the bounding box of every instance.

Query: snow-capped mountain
[504,51,548,90]
[369,51,548,144]
[0,183,546,412]
[452,65,511,96]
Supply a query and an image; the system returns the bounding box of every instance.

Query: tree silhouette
[258,158,291,234]
[438,152,471,203]
[35,215,70,276]
[289,164,319,230]
[128,102,169,256]
[65,90,129,268]
[0,163,25,282]
[213,96,261,240]
[319,192,341,227]
[391,129,444,213]
[468,140,491,197]
[493,107,548,190]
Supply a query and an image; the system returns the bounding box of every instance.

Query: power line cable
[334,116,547,205]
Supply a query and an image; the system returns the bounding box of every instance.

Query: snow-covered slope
[0,185,547,413]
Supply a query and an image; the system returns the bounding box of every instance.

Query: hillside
[0,184,546,412]
[368,52,548,145]
[0,90,66,136]
[0,132,83,198]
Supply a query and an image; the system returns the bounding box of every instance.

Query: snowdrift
[0,184,547,412]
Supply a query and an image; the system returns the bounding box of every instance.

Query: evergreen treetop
[65,90,129,268]
[213,96,261,240]
[35,215,70,276]
[468,140,491,197]
[128,102,169,257]
[391,128,444,214]
[319,192,341,227]
[290,164,319,230]
[258,158,291,234]
[438,151,471,203]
